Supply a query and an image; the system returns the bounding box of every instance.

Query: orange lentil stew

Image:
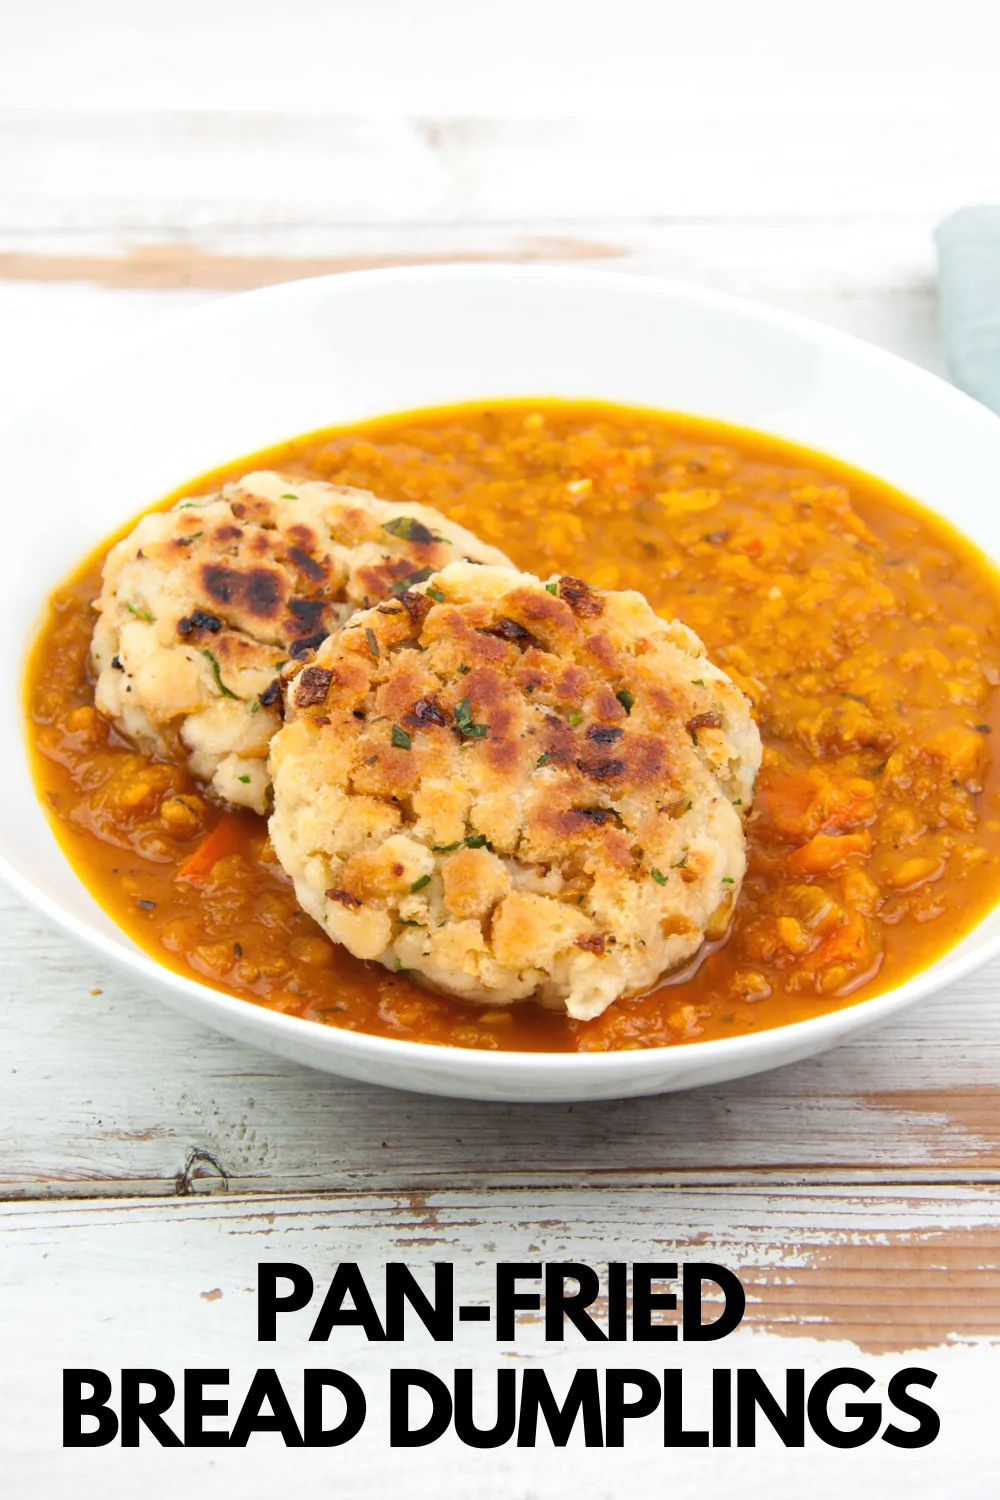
[25,400,1000,1052]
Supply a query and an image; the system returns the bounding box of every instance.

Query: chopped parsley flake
[691,679,704,687]
[454,695,488,739]
[201,649,236,698]
[616,688,634,715]
[126,602,154,623]
[545,582,558,595]
[426,585,446,603]
[567,713,583,727]
[390,724,412,750]
[432,833,492,852]
[410,874,431,892]
[536,752,553,767]
[280,492,298,500]
[458,663,471,675]
[382,515,442,543]
[237,774,251,784]
[651,867,668,885]
[721,876,735,884]
[675,852,689,868]
[389,566,434,594]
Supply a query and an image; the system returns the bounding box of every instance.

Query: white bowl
[4,265,1000,1103]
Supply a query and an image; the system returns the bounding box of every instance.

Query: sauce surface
[26,400,1000,1051]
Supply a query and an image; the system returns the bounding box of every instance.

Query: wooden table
[3,99,1000,1496]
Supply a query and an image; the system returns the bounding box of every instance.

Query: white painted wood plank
[1,107,997,230]
[3,885,999,1194]
[2,1187,997,1497]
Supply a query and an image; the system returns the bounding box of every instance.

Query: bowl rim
[8,260,1000,1080]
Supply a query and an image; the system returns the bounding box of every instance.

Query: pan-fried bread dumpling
[90,471,511,812]
[268,560,762,1020]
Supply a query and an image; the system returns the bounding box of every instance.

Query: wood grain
[2,1185,998,1500]
[6,1184,1000,1351]
[3,887,999,1197]
[2,108,998,229]
[0,237,623,290]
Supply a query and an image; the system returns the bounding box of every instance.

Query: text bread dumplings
[90,471,511,812]
[268,560,762,1020]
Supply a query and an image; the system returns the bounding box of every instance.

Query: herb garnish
[410,874,431,892]
[383,516,442,545]
[616,688,634,715]
[126,602,154,623]
[201,649,236,698]
[432,833,492,852]
[390,724,412,750]
[365,627,380,659]
[454,695,488,739]
[651,868,668,885]
[389,566,434,594]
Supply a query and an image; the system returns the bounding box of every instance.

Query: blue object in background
[936,207,1000,416]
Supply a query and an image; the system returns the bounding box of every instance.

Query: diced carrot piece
[764,767,877,841]
[784,830,873,877]
[175,818,245,885]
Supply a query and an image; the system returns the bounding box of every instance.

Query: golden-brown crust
[269,560,762,1018]
[90,472,512,813]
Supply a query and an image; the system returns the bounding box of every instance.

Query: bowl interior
[4,265,1000,1095]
